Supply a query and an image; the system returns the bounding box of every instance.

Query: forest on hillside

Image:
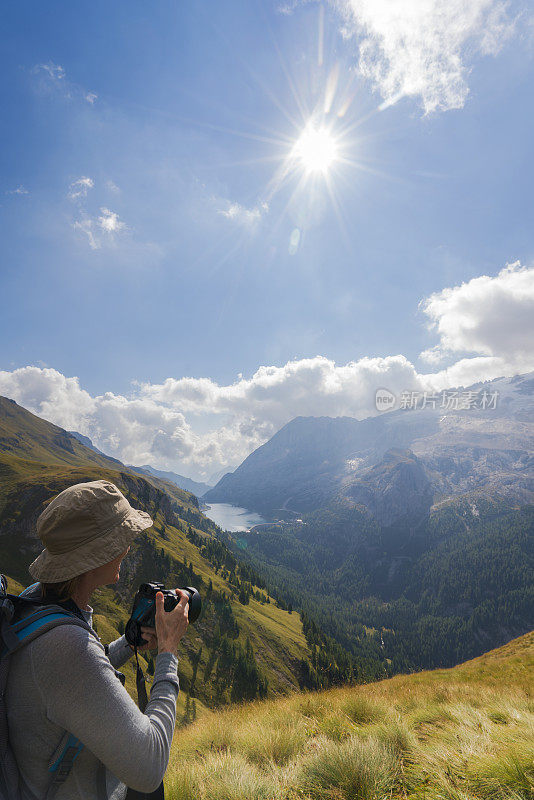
[225,501,534,688]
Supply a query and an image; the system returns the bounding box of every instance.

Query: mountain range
[205,371,534,522]
[128,464,212,498]
[68,431,212,497]
[205,372,533,674]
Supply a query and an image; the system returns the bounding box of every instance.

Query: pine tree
[191,645,202,691]
[182,694,191,725]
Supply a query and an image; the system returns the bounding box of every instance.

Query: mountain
[0,396,315,709]
[204,373,534,676]
[209,467,235,486]
[165,630,534,798]
[128,464,212,497]
[205,371,534,520]
[67,432,213,497]
[68,430,124,466]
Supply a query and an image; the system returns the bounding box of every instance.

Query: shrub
[236,711,310,766]
[466,744,534,799]
[297,735,399,800]
[165,762,199,800]
[374,719,417,756]
[317,711,357,742]
[340,695,382,726]
[199,751,279,800]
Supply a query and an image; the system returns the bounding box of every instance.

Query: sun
[292,123,338,175]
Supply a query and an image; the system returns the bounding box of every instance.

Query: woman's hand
[155,589,189,655]
[138,626,158,652]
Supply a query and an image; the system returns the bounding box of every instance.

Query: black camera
[125,581,201,648]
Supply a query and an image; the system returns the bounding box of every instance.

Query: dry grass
[166,632,534,800]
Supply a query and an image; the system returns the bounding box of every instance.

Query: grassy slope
[165,631,534,800]
[0,397,309,714]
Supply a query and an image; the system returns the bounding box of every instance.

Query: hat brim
[28,508,153,583]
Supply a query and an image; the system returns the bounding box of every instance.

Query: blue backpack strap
[45,733,85,800]
[19,582,40,597]
[1,606,94,659]
[0,594,18,652]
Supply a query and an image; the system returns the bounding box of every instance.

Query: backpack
[0,573,99,800]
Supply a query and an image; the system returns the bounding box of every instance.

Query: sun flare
[292,123,338,174]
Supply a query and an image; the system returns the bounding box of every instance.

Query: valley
[204,372,534,682]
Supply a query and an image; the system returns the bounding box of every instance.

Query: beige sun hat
[29,480,153,582]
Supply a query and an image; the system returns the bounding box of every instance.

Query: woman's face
[98,546,131,586]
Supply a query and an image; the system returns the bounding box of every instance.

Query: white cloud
[68,179,127,248]
[72,208,127,249]
[35,62,66,81]
[73,217,99,249]
[218,200,269,225]
[33,62,97,105]
[139,356,421,426]
[1,264,533,479]
[277,1,300,14]
[419,262,534,373]
[68,176,94,201]
[5,186,29,196]
[332,0,517,113]
[0,367,95,430]
[98,207,126,234]
[419,345,443,365]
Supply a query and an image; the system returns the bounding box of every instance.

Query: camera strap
[127,648,165,799]
[133,646,149,713]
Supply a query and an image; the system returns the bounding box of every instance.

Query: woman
[6,479,189,800]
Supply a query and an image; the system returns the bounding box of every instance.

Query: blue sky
[1,0,533,480]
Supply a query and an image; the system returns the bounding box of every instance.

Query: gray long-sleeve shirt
[6,604,179,799]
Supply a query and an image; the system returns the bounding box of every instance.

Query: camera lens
[182,587,201,624]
